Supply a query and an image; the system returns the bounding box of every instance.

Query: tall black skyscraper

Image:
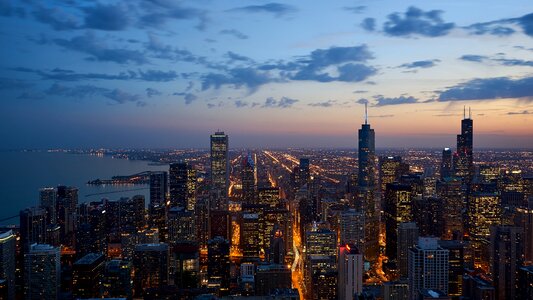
[210,131,229,210]
[149,171,168,205]
[357,104,379,261]
[454,108,474,185]
[241,153,257,205]
[299,158,310,188]
[440,148,452,180]
[0,230,16,300]
[169,162,196,209]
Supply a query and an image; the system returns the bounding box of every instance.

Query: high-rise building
[305,227,337,257]
[169,162,196,209]
[72,253,105,299]
[0,230,15,300]
[437,178,464,239]
[339,209,365,250]
[258,187,281,208]
[438,240,472,298]
[24,244,61,300]
[167,206,196,244]
[357,108,380,262]
[408,237,449,300]
[490,225,524,300]
[20,207,47,252]
[384,183,413,260]
[255,263,292,296]
[241,213,261,258]
[440,148,453,180]
[380,156,409,195]
[383,281,409,300]
[133,243,169,297]
[102,259,132,299]
[76,202,107,257]
[397,222,418,279]
[39,187,57,225]
[56,185,78,247]
[467,192,501,240]
[454,110,474,186]
[298,158,311,188]
[207,236,230,296]
[210,131,229,209]
[242,153,257,205]
[150,171,168,205]
[338,244,363,300]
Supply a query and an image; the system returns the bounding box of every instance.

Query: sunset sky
[1,0,532,149]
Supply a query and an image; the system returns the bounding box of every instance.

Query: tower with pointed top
[357,102,380,262]
[454,107,474,186]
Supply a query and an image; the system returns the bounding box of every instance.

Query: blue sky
[1,0,532,149]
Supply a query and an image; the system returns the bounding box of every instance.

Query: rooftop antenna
[469,107,471,119]
[463,105,466,119]
[364,101,368,125]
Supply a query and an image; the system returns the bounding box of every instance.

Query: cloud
[138,70,179,81]
[353,90,368,94]
[54,32,147,64]
[465,12,533,37]
[493,58,533,67]
[0,77,32,90]
[32,6,80,30]
[11,67,177,82]
[140,3,208,30]
[337,63,377,82]
[201,68,274,92]
[356,98,369,104]
[104,88,141,104]
[173,92,197,104]
[459,55,487,62]
[344,6,366,14]
[373,95,418,106]
[46,83,109,98]
[399,59,439,69]
[234,100,248,108]
[438,76,533,101]
[16,91,45,100]
[231,3,297,17]
[507,110,532,115]
[262,96,299,108]
[226,51,252,63]
[145,88,162,97]
[361,18,376,31]
[383,6,454,37]
[0,0,25,17]
[308,100,337,107]
[219,29,248,39]
[82,3,130,31]
[371,114,395,118]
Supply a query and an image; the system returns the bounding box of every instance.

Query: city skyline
[1,0,533,149]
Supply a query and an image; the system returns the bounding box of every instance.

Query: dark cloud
[356,98,369,104]
[337,63,377,82]
[83,3,130,31]
[173,92,198,104]
[373,95,418,106]
[399,59,440,69]
[138,70,179,82]
[0,0,25,17]
[361,18,376,31]
[46,83,109,98]
[54,33,147,64]
[231,3,297,17]
[140,3,207,30]
[344,6,366,14]
[465,12,533,37]
[219,29,248,39]
[493,58,533,67]
[16,91,45,100]
[307,45,373,67]
[518,13,533,36]
[507,110,532,115]
[145,88,162,97]
[33,6,80,30]
[383,6,454,37]
[459,55,487,62]
[201,68,274,92]
[438,76,533,101]
[234,100,248,108]
[371,114,395,118]
[104,88,141,104]
[308,100,337,107]
[226,51,252,63]
[262,97,299,108]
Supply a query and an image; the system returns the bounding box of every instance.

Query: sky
[1,0,532,149]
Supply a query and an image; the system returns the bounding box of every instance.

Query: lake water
[0,151,168,225]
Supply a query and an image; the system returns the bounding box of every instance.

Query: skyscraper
[133,243,169,297]
[207,236,230,295]
[56,185,78,248]
[169,162,196,209]
[384,183,413,261]
[408,237,449,300]
[379,156,409,196]
[0,230,15,300]
[24,244,61,300]
[241,153,257,205]
[149,171,168,205]
[454,108,474,185]
[440,148,452,180]
[72,253,105,299]
[358,105,380,261]
[490,225,524,300]
[338,244,363,300]
[20,207,47,252]
[210,131,229,209]
[397,222,419,279]
[339,209,365,250]
[298,158,311,188]
[39,187,57,225]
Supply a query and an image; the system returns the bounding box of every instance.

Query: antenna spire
[463,106,466,119]
[469,107,471,119]
[364,102,368,125]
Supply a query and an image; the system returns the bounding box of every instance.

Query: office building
[210,131,229,209]
[440,148,453,180]
[380,156,409,195]
[167,206,196,244]
[133,243,169,297]
[39,187,57,224]
[150,171,168,205]
[490,225,524,300]
[339,209,365,250]
[169,162,196,210]
[24,244,60,300]
[383,281,409,300]
[102,259,132,299]
[241,213,261,258]
[72,253,105,299]
[56,185,78,248]
[437,178,464,239]
[20,207,47,252]
[0,230,15,300]
[397,222,418,278]
[242,153,257,205]
[207,236,230,296]
[408,237,449,300]
[454,110,474,186]
[255,263,292,296]
[384,183,413,260]
[338,244,363,300]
